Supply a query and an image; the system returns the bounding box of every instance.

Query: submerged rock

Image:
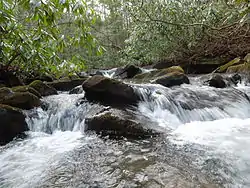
[47,78,87,91]
[82,75,140,106]
[155,72,190,87]
[208,74,226,88]
[114,64,142,79]
[85,110,158,139]
[0,104,29,145]
[29,80,57,96]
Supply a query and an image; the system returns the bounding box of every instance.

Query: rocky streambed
[1,60,250,187]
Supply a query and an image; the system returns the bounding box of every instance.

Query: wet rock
[12,86,41,98]
[69,85,84,94]
[29,80,57,96]
[0,91,41,110]
[208,74,226,88]
[47,78,87,91]
[230,74,242,85]
[82,75,140,106]
[0,104,29,145]
[155,72,190,87]
[85,110,158,139]
[114,64,142,79]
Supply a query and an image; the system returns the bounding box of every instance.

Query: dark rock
[29,80,57,96]
[69,85,84,94]
[47,78,87,91]
[82,75,140,107]
[115,65,142,79]
[85,110,158,139]
[208,74,226,88]
[0,104,29,145]
[0,92,41,110]
[155,72,190,87]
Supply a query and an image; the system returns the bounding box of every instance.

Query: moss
[12,86,41,98]
[226,63,250,73]
[216,57,241,73]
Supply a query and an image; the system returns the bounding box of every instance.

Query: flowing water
[1,75,250,187]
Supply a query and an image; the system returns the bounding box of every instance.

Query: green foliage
[89,0,249,68]
[0,0,101,76]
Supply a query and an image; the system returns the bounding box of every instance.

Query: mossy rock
[226,63,250,73]
[0,104,29,145]
[29,80,57,96]
[12,86,41,98]
[134,66,184,81]
[0,92,41,110]
[215,57,242,73]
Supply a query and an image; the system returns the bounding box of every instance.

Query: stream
[1,74,250,188]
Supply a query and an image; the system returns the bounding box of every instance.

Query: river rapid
[1,75,250,188]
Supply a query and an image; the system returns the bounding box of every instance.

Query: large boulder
[0,104,29,145]
[0,91,41,110]
[85,110,158,139]
[47,78,88,91]
[29,80,57,96]
[82,75,140,106]
[155,72,190,87]
[114,64,142,79]
[207,74,226,88]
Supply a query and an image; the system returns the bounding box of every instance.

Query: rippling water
[1,76,250,188]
